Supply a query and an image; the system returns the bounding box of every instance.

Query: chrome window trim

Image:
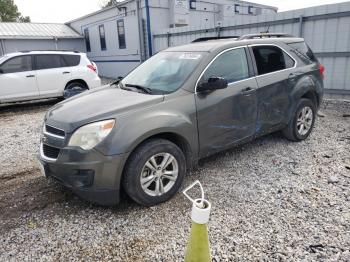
[40,143,57,163]
[194,43,298,93]
[44,124,65,139]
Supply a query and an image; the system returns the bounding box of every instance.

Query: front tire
[282,98,316,141]
[122,139,186,206]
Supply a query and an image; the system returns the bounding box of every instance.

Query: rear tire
[122,139,186,206]
[282,98,316,141]
[63,82,88,99]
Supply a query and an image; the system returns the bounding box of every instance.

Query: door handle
[26,75,35,78]
[62,71,70,74]
[241,87,256,95]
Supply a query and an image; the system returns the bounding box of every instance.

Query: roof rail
[192,36,239,43]
[238,33,295,40]
[19,50,81,53]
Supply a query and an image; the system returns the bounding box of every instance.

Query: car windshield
[121,51,205,94]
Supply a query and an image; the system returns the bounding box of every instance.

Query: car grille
[42,144,60,159]
[45,125,65,138]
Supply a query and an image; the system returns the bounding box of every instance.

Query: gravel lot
[0,99,349,261]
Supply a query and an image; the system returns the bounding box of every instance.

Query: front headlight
[68,119,115,150]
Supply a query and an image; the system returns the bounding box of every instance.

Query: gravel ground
[0,99,349,261]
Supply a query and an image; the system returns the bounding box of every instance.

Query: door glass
[252,46,289,75]
[200,48,249,84]
[36,55,63,70]
[0,56,32,73]
[284,52,295,68]
[61,55,80,67]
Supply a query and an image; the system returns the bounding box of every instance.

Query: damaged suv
[39,34,324,206]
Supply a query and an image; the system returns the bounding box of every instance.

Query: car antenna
[261,25,270,34]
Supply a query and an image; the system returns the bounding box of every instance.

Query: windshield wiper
[110,77,124,87]
[125,84,152,94]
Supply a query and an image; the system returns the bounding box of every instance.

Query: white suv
[0,51,101,103]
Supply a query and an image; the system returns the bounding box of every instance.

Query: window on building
[99,25,107,51]
[0,56,32,73]
[35,55,64,70]
[252,46,294,75]
[117,20,126,49]
[234,4,240,14]
[201,48,249,84]
[189,0,196,9]
[248,6,254,14]
[84,28,91,52]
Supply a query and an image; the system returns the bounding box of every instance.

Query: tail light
[319,64,325,79]
[87,64,97,73]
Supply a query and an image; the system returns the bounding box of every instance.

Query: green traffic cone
[183,181,212,262]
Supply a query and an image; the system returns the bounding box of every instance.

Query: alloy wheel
[297,106,313,136]
[140,153,179,197]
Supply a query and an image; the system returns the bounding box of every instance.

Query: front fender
[96,94,198,157]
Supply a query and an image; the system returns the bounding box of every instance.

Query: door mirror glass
[197,76,228,92]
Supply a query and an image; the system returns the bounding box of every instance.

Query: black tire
[63,82,88,99]
[282,98,316,141]
[122,138,186,206]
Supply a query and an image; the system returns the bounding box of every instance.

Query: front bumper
[38,144,129,206]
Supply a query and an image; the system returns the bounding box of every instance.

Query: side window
[201,48,249,84]
[0,56,32,74]
[117,20,126,49]
[99,25,107,51]
[284,52,295,68]
[84,28,91,52]
[252,46,293,75]
[36,55,63,70]
[288,41,317,64]
[61,55,80,67]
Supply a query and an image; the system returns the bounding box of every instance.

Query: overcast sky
[15,0,348,23]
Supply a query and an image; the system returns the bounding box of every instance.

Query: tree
[0,0,31,22]
[100,0,120,8]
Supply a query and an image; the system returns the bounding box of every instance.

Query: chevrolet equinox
[38,34,324,206]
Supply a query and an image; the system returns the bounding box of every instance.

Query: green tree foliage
[0,0,31,22]
[101,0,119,8]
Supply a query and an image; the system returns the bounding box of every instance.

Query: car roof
[3,51,83,58]
[165,37,305,53]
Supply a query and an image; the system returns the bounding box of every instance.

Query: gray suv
[39,34,324,206]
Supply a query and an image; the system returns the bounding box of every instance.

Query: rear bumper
[38,146,129,206]
[88,76,102,89]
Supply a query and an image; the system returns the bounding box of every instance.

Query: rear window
[36,55,63,70]
[61,55,80,67]
[288,42,317,63]
[252,46,295,75]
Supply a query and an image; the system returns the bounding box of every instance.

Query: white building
[0,23,85,56]
[67,0,277,78]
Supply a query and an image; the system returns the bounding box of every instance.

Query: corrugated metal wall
[153,2,350,99]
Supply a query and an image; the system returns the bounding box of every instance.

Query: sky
[15,0,348,23]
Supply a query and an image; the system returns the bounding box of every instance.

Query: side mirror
[197,77,228,93]
[0,69,3,74]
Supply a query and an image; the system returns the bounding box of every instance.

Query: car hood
[45,86,164,132]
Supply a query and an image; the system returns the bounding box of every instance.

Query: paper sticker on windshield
[179,53,202,60]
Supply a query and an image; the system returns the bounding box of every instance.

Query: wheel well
[65,79,88,90]
[301,91,319,108]
[127,133,195,172]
